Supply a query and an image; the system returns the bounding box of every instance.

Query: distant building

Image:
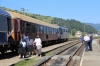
[98,30,100,34]
[75,31,82,37]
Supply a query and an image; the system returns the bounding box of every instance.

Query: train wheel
[11,49,14,52]
[1,50,5,54]
[15,49,18,53]
[66,38,68,41]
[10,41,15,52]
[0,47,6,54]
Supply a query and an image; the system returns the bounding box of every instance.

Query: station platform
[80,39,100,66]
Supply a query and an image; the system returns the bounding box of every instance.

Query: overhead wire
[0,0,22,9]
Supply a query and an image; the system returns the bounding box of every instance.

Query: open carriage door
[15,19,21,43]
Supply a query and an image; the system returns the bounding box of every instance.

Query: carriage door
[15,19,20,42]
[59,28,62,38]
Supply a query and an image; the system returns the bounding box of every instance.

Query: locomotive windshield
[0,15,7,31]
[0,14,12,44]
[0,15,8,44]
[59,28,63,34]
[0,16,12,32]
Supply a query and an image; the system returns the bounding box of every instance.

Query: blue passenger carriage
[57,26,68,42]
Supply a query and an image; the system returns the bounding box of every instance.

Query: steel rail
[36,41,80,66]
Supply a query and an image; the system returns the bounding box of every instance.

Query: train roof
[0,8,11,17]
[58,26,68,30]
[7,11,58,28]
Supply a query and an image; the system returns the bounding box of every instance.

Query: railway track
[35,41,84,66]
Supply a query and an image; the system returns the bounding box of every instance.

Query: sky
[0,0,100,24]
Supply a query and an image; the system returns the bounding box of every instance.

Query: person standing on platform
[80,36,84,44]
[27,36,34,56]
[88,34,93,51]
[23,34,29,44]
[34,35,42,57]
[23,33,29,53]
[18,38,26,59]
[84,34,90,51]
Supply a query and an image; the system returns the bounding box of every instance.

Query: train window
[55,29,56,34]
[49,27,51,34]
[53,29,55,34]
[52,28,54,34]
[21,22,25,33]
[64,29,66,32]
[53,29,54,34]
[59,28,62,34]
[47,27,49,34]
[51,28,52,34]
[53,28,54,34]
[36,25,40,33]
[57,29,59,33]
[26,23,30,33]
[66,30,67,32]
[49,27,52,34]
[44,26,46,34]
[0,15,7,31]
[46,27,48,34]
[54,28,56,34]
[22,22,25,27]
[46,27,47,34]
[40,26,44,33]
[48,27,50,34]
[32,24,36,33]
[55,29,57,34]
[7,18,12,31]
[56,29,58,34]
[64,29,65,32]
[63,29,65,32]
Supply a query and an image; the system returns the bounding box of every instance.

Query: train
[0,8,69,54]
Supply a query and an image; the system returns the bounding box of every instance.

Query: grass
[14,57,37,66]
[45,50,57,56]
[68,35,76,38]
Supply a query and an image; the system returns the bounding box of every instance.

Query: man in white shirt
[84,34,90,51]
[34,35,42,57]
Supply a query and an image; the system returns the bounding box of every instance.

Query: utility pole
[71,30,72,36]
[20,8,28,15]
[58,21,59,25]
[84,25,85,35]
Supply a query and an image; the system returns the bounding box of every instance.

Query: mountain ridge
[85,23,100,31]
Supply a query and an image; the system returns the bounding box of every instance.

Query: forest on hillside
[1,7,98,35]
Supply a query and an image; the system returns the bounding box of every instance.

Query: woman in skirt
[18,38,26,58]
[34,35,42,57]
[27,36,34,56]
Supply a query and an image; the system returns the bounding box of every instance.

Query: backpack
[18,39,23,48]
